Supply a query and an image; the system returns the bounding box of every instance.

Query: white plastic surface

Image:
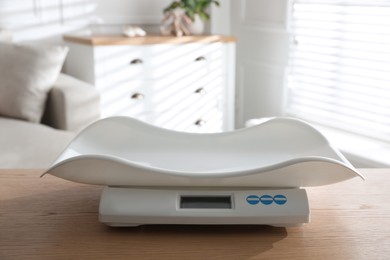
[45,117,363,188]
[99,187,310,227]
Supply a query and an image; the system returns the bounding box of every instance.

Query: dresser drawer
[100,80,151,119]
[148,43,224,80]
[151,71,224,113]
[63,35,236,132]
[153,99,223,133]
[94,45,149,82]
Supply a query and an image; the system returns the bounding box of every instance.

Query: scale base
[99,187,310,227]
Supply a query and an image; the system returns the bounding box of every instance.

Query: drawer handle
[194,119,206,126]
[194,87,206,95]
[195,56,206,62]
[131,93,144,100]
[130,59,143,65]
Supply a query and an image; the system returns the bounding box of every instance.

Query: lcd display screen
[180,196,232,209]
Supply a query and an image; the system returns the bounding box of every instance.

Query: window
[287,0,390,147]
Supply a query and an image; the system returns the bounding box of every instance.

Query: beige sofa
[0,73,100,168]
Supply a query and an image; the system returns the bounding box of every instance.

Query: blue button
[260,195,273,205]
[246,195,260,205]
[273,194,287,205]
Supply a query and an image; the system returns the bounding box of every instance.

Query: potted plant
[163,0,220,35]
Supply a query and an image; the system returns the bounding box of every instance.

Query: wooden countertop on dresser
[63,34,237,46]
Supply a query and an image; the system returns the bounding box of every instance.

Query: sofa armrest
[41,73,100,132]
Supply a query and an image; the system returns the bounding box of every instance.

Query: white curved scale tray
[45,117,363,188]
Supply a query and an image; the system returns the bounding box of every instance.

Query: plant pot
[187,14,205,35]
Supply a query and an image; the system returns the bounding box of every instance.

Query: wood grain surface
[0,169,389,260]
[63,35,237,46]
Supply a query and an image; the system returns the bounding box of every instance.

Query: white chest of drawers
[63,35,236,133]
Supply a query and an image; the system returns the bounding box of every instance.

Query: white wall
[210,0,231,35]
[228,0,290,127]
[0,0,98,42]
[94,0,171,25]
[0,0,176,41]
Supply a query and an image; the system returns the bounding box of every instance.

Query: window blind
[287,0,390,143]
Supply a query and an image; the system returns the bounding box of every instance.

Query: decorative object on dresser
[63,34,236,133]
[161,0,220,36]
[122,26,147,38]
[161,8,192,37]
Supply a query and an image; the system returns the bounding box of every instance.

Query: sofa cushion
[0,42,68,123]
[0,117,74,168]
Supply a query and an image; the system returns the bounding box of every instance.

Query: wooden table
[1,169,389,260]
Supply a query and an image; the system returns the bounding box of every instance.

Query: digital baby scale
[44,117,364,227]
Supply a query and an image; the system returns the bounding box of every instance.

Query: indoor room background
[1,0,389,168]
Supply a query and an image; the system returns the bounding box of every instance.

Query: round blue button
[260,195,273,205]
[246,195,260,205]
[273,194,287,205]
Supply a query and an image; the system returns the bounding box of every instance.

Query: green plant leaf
[189,11,196,21]
[163,1,182,13]
[163,0,220,21]
[199,12,209,21]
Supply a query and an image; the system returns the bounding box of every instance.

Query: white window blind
[287,0,390,144]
